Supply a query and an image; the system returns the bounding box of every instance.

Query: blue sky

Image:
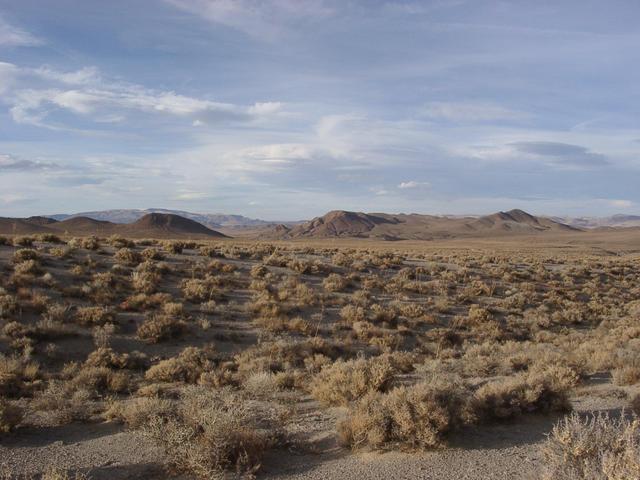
[0,0,638,219]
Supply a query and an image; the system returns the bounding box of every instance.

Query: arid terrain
[0,212,639,479]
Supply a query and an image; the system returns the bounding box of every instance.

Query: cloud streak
[0,16,41,47]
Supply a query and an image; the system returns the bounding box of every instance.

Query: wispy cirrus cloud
[165,0,334,39]
[421,102,526,122]
[398,180,430,189]
[0,16,41,47]
[510,141,608,168]
[1,63,283,129]
[0,153,60,171]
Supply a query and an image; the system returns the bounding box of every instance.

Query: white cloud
[32,66,100,85]
[609,199,633,209]
[0,61,18,94]
[421,102,525,122]
[398,180,430,189]
[2,64,283,128]
[227,143,320,169]
[0,16,41,47]
[173,191,212,200]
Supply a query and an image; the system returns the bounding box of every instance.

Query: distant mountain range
[48,208,275,230]
[549,214,640,229]
[273,209,579,240]
[0,213,227,239]
[1,208,638,241]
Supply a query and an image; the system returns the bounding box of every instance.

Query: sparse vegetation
[0,234,638,478]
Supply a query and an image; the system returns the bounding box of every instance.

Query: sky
[0,0,639,220]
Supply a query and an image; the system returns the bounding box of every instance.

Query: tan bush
[323,273,349,292]
[131,269,161,294]
[75,306,115,326]
[14,259,41,275]
[85,347,147,370]
[0,355,39,397]
[182,276,223,303]
[471,369,571,421]
[105,396,173,429]
[137,314,186,343]
[145,346,215,383]
[114,247,142,266]
[541,412,640,480]
[338,378,472,450]
[311,356,397,406]
[141,386,279,479]
[141,247,164,260]
[31,381,93,424]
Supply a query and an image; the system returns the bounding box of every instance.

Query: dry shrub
[137,314,186,343]
[145,346,215,383]
[141,247,164,260]
[182,276,224,303]
[131,269,161,294]
[339,304,366,324]
[471,368,571,421]
[75,306,115,326]
[109,235,134,248]
[120,292,172,311]
[0,398,23,432]
[12,236,34,247]
[14,260,41,276]
[323,273,349,292]
[71,366,130,394]
[141,386,279,479]
[0,292,18,318]
[105,396,173,429]
[163,241,184,254]
[338,378,472,450]
[311,356,397,406]
[13,248,39,263]
[541,412,640,480]
[0,355,39,397]
[242,371,281,399]
[31,381,93,424]
[612,365,640,386]
[114,247,142,266]
[85,347,147,370]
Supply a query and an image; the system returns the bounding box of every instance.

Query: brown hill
[0,213,228,239]
[469,209,579,233]
[49,217,117,235]
[280,209,578,240]
[119,213,228,238]
[288,210,398,238]
[0,217,56,235]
